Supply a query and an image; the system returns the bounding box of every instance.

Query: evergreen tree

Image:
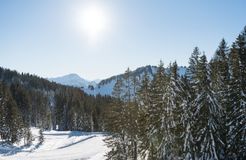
[210,39,230,159]
[192,54,222,159]
[168,61,186,158]
[146,61,174,159]
[137,71,152,159]
[105,77,127,160]
[235,26,246,92]
[227,43,246,159]
[234,27,246,159]
[187,47,201,85]
[185,47,202,159]
[105,68,140,160]
[123,68,139,160]
[179,76,195,160]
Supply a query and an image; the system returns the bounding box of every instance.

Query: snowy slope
[84,65,187,96]
[0,129,108,160]
[83,65,157,96]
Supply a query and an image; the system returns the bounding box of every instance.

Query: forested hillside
[0,68,112,144]
[83,65,186,96]
[104,26,246,159]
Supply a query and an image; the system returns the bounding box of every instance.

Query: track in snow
[0,130,109,160]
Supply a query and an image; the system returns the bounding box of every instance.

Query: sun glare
[77,5,109,42]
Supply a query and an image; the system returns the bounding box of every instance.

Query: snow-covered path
[0,130,109,160]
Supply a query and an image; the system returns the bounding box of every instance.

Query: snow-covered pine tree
[137,70,152,159]
[234,27,246,159]
[179,75,195,160]
[187,47,201,85]
[105,68,140,160]
[210,39,230,159]
[192,54,222,160]
[105,77,127,160]
[236,26,246,92]
[168,61,195,159]
[166,61,183,159]
[146,61,174,159]
[210,39,229,94]
[137,70,151,112]
[121,68,139,160]
[227,43,246,159]
[185,47,202,159]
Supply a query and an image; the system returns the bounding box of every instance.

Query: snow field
[0,128,109,160]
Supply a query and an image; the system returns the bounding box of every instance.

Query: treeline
[0,68,112,144]
[105,27,246,159]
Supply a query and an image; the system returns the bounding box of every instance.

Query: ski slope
[0,129,109,160]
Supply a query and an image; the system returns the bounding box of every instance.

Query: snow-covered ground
[0,128,109,160]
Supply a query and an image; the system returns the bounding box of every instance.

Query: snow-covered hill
[83,65,156,95]
[84,65,187,96]
[48,66,187,96]
[0,128,108,160]
[48,73,98,89]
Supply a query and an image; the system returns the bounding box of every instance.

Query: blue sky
[0,0,246,80]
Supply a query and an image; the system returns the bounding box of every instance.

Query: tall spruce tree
[179,75,195,160]
[137,71,152,159]
[236,26,246,92]
[147,61,173,159]
[234,27,246,159]
[122,68,139,160]
[168,61,187,159]
[187,47,201,85]
[210,39,230,159]
[105,77,128,160]
[192,54,222,159]
[185,47,202,159]
[227,43,246,159]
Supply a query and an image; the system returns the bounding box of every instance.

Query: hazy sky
[0,0,246,80]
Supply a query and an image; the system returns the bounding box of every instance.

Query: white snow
[84,79,116,96]
[48,73,96,89]
[0,128,109,160]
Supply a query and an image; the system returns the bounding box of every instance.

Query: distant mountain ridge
[48,65,187,96]
[48,73,99,89]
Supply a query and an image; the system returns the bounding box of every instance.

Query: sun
[78,5,109,42]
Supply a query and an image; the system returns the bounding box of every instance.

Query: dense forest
[104,26,246,159]
[0,67,112,144]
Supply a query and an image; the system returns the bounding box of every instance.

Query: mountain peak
[48,73,90,88]
[66,73,81,77]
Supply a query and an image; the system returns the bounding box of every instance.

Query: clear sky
[0,0,246,80]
